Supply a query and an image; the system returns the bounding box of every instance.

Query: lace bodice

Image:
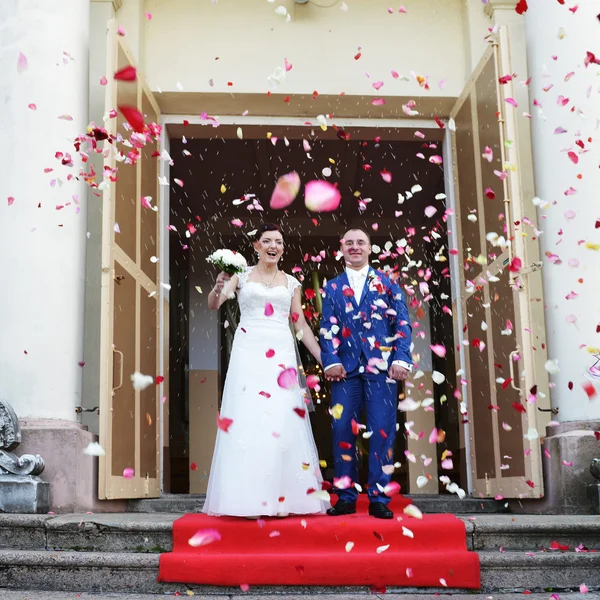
[237,267,301,325]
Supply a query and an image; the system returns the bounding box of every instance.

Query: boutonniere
[367,270,384,293]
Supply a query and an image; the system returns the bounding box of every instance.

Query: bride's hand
[214,271,230,294]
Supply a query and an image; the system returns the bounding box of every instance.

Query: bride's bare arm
[291,287,322,365]
[207,273,238,310]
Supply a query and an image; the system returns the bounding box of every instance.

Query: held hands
[389,364,410,382]
[213,271,231,294]
[324,365,347,382]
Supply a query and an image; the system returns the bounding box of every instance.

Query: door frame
[159,112,474,495]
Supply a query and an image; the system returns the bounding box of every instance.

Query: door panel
[449,28,550,498]
[454,95,481,272]
[99,19,162,499]
[140,289,158,478]
[465,293,495,481]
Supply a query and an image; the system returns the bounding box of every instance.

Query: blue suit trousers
[330,358,398,505]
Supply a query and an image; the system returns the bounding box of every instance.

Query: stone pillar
[523,0,600,513]
[0,0,124,512]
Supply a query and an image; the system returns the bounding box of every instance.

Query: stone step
[1,513,599,554]
[126,494,507,514]
[0,549,598,594]
[1,593,600,600]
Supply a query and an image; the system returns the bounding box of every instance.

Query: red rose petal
[114,65,137,81]
[118,105,145,132]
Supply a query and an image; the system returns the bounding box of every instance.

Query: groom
[320,228,412,519]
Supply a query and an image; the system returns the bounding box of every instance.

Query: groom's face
[341,229,371,270]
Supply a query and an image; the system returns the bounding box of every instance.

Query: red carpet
[158,496,480,589]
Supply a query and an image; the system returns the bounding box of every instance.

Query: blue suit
[320,267,412,504]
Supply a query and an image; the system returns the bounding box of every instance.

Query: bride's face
[254,231,284,265]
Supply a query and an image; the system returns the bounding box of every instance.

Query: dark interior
[167,131,460,495]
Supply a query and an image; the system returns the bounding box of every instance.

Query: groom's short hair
[342,227,371,243]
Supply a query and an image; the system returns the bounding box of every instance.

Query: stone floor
[1,595,599,600]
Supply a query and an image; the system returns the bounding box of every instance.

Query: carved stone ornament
[0,400,45,476]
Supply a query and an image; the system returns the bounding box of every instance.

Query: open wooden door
[98,20,162,499]
[449,27,550,499]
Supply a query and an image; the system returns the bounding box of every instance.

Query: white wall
[525,0,600,422]
[141,0,468,98]
[0,0,90,420]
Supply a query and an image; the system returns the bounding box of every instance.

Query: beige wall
[136,0,470,98]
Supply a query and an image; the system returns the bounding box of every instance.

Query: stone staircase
[0,511,599,595]
[127,493,508,514]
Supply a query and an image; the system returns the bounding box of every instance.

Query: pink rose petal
[306,374,320,389]
[429,428,438,444]
[372,98,386,106]
[28,103,37,110]
[264,302,274,317]
[430,344,447,358]
[188,528,221,547]
[277,367,298,389]
[383,481,401,495]
[380,169,392,183]
[372,81,384,91]
[429,155,443,165]
[304,180,341,213]
[8,197,15,206]
[505,97,518,107]
[17,52,28,74]
[123,468,134,479]
[231,218,244,227]
[270,171,300,209]
[424,205,437,218]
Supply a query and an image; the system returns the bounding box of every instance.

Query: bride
[202,223,330,517]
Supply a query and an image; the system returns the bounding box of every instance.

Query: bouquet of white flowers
[206,249,248,275]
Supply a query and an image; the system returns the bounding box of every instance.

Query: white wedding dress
[202,267,330,517]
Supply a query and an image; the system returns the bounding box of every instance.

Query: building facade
[0,0,598,514]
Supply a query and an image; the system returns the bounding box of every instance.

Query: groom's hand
[389,364,410,382]
[324,365,346,382]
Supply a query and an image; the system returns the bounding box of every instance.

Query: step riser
[0,561,598,594]
[4,526,600,553]
[128,498,507,515]
[475,532,600,552]
[0,527,173,554]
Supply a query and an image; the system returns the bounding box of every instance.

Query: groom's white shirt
[323,265,412,373]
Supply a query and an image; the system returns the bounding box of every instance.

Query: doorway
[164,122,462,497]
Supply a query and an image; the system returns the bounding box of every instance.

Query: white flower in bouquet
[206,249,248,275]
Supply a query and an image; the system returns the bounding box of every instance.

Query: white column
[0,0,91,420]
[525,0,600,421]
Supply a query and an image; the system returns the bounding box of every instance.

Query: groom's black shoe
[369,502,394,519]
[327,500,356,516]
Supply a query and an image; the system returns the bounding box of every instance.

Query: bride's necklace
[257,264,278,288]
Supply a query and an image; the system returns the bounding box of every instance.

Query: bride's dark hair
[255,223,284,242]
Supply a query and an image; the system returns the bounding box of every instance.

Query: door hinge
[520,261,543,275]
[75,406,99,415]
